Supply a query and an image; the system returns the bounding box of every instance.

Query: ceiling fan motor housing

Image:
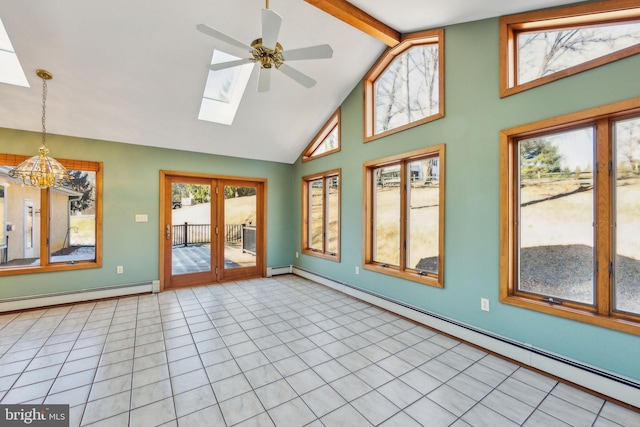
[251,38,285,69]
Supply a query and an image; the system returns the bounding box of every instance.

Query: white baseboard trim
[292,267,640,408]
[0,280,158,312]
[267,266,293,277]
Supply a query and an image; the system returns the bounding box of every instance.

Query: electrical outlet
[295,252,299,258]
[355,266,360,275]
[117,266,124,274]
[481,298,490,312]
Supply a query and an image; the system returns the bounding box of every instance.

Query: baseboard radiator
[0,280,159,313]
[291,266,640,408]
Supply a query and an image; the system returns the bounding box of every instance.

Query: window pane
[309,179,324,251]
[517,21,640,85]
[326,175,339,254]
[407,157,440,273]
[224,185,257,269]
[172,183,211,275]
[0,167,41,267]
[374,44,439,134]
[313,126,338,157]
[518,128,595,304]
[50,170,97,263]
[614,117,640,315]
[373,165,400,266]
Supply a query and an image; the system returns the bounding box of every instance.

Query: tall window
[302,169,340,261]
[364,145,445,287]
[500,98,640,335]
[0,155,102,275]
[364,30,444,142]
[302,109,340,162]
[500,0,640,97]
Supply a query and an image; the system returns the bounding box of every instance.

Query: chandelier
[10,69,71,188]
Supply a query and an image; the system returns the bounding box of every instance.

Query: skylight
[0,17,29,87]
[198,50,253,125]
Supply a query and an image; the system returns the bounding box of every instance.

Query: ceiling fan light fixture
[9,69,71,188]
[250,38,285,69]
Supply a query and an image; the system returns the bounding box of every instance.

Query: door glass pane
[326,175,339,255]
[171,182,211,275]
[373,165,400,266]
[309,179,324,251]
[407,157,440,273]
[0,167,41,267]
[50,170,97,263]
[518,127,595,304]
[224,185,256,269]
[614,117,640,315]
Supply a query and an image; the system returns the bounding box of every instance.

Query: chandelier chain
[42,76,48,146]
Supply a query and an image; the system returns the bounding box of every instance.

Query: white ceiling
[0,0,579,164]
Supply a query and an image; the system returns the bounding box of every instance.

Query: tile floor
[0,274,638,427]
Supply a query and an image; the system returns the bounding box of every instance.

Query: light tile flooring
[0,275,638,427]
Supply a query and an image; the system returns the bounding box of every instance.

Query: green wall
[0,128,294,298]
[1,10,639,386]
[292,17,640,381]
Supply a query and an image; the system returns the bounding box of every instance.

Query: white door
[24,200,34,258]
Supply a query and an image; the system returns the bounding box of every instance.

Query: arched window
[364,30,444,142]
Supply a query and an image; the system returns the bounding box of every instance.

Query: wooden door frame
[159,170,267,292]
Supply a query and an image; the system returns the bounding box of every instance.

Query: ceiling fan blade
[278,64,316,88]
[196,24,253,51]
[283,44,333,61]
[208,58,254,71]
[257,68,271,92]
[261,9,282,50]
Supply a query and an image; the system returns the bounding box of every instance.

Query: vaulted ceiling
[0,0,580,163]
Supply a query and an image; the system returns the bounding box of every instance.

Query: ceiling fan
[197,1,333,92]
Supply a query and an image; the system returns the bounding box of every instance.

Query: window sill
[301,249,340,263]
[363,263,443,288]
[501,294,640,337]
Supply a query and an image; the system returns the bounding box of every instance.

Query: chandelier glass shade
[9,69,71,188]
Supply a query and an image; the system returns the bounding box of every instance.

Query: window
[500,0,640,97]
[0,17,29,87]
[500,98,640,335]
[302,169,340,261]
[302,109,340,162]
[364,145,445,287]
[364,30,444,142]
[198,50,253,125]
[0,155,102,275]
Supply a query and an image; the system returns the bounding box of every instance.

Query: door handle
[165,224,171,240]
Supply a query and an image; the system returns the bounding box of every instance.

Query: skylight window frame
[0,16,29,88]
[198,50,253,126]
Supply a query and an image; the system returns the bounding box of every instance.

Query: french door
[160,171,265,290]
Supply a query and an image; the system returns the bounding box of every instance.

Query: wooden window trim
[500,0,640,98]
[301,168,341,261]
[302,108,341,162]
[363,30,445,143]
[363,145,445,287]
[0,154,103,276]
[499,96,640,336]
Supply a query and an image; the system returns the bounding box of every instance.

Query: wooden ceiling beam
[305,0,400,47]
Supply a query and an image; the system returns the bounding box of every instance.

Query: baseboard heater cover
[267,266,294,277]
[291,266,640,408]
[0,280,158,312]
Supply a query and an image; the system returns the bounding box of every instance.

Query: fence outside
[173,223,255,255]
